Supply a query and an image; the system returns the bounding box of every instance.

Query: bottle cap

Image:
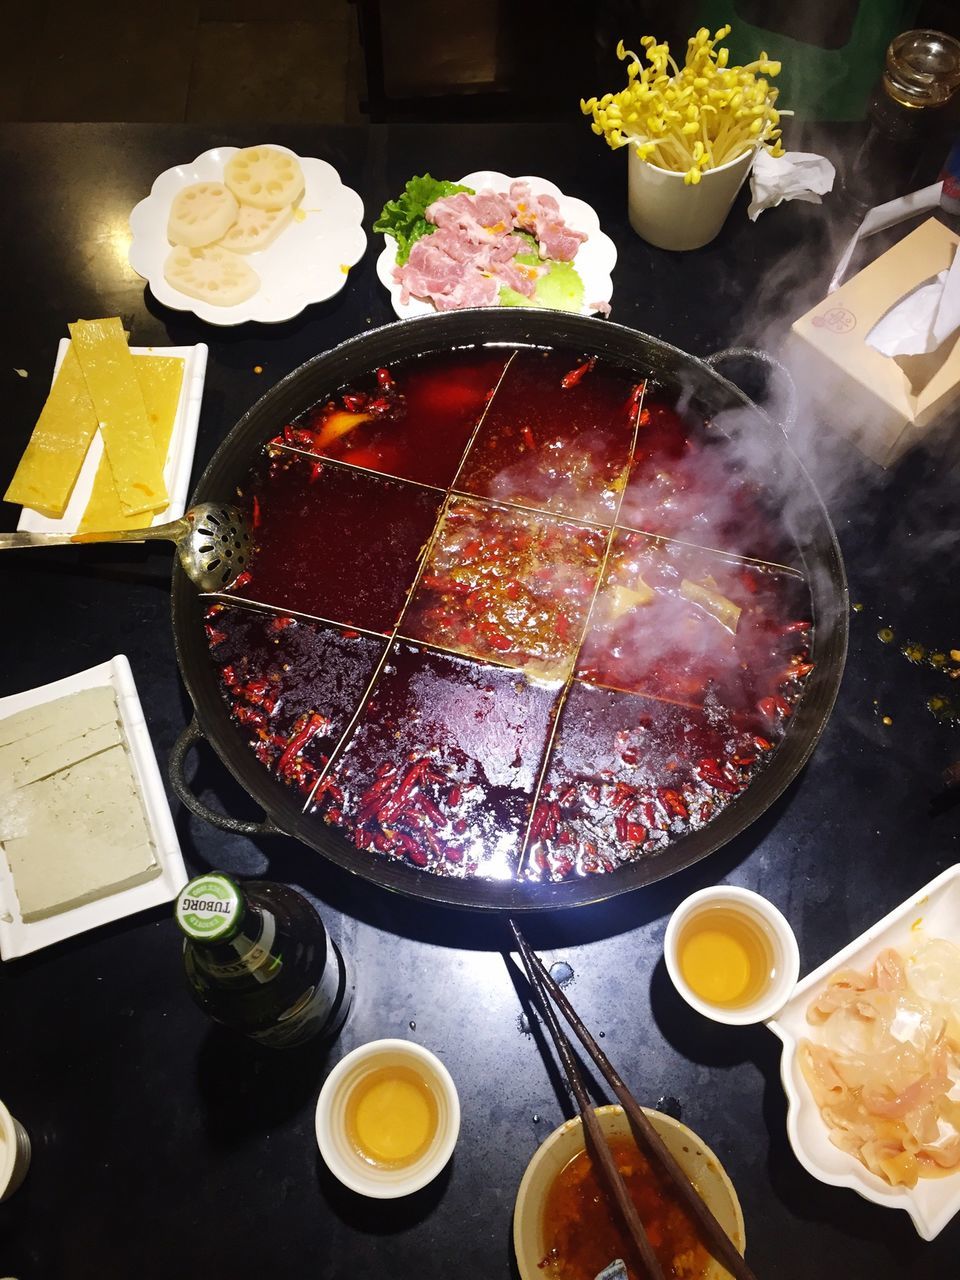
[175,873,244,942]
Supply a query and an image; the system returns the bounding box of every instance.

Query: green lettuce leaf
[373,174,475,264]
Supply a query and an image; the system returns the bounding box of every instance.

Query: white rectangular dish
[0,656,188,959]
[16,339,208,535]
[768,862,960,1240]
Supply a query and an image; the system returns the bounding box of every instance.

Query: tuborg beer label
[175,873,243,941]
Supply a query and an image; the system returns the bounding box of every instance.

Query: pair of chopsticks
[509,919,757,1280]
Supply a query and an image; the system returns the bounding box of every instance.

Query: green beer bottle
[175,873,351,1049]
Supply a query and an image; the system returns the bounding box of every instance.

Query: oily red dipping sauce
[540,1137,709,1280]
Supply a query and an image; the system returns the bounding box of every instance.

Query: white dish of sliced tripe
[0,657,187,959]
[17,340,207,536]
[129,144,366,325]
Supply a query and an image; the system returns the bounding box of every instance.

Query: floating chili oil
[456,349,639,521]
[311,642,560,878]
[205,604,385,796]
[203,344,816,884]
[404,497,606,679]
[526,682,775,882]
[577,532,813,716]
[539,1136,710,1280]
[620,395,795,564]
[273,349,510,488]
[226,450,441,631]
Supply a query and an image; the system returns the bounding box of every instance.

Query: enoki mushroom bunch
[582,26,786,185]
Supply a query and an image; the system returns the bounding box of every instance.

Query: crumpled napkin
[747,149,836,221]
[866,246,960,357]
[594,1262,629,1280]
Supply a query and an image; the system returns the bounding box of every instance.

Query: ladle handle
[705,346,799,432]
[0,517,188,551]
[169,718,283,838]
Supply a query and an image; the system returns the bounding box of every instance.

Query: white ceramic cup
[627,146,755,251]
[315,1038,460,1198]
[0,1099,31,1201]
[664,885,800,1025]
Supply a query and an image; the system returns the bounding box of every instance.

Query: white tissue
[866,247,960,357]
[829,182,944,293]
[747,150,836,221]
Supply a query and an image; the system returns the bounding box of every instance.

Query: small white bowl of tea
[315,1038,460,1198]
[664,886,800,1025]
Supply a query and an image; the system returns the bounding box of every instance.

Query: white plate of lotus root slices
[129,144,366,325]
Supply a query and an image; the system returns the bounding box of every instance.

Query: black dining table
[0,121,958,1280]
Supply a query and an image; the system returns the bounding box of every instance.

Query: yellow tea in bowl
[345,1064,439,1169]
[678,906,776,1008]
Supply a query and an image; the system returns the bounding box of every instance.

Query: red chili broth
[540,1137,710,1280]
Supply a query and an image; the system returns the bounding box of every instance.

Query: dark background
[3,1,959,126]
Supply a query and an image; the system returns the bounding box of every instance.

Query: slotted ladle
[0,503,252,592]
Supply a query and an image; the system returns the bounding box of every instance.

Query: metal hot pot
[170,309,848,912]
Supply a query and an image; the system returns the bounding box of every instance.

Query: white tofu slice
[3,744,159,922]
[0,686,119,749]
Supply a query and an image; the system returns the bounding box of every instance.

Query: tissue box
[785,218,960,466]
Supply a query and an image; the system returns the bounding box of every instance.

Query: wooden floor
[2,0,366,123]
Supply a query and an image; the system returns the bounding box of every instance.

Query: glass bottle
[175,873,352,1049]
[842,29,960,219]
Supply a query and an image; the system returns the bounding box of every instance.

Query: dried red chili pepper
[660,789,689,820]
[251,495,262,530]
[342,391,368,412]
[234,705,267,730]
[758,695,792,722]
[277,712,330,777]
[232,570,252,590]
[375,367,396,393]
[418,795,447,828]
[696,759,740,795]
[239,678,271,701]
[561,357,596,389]
[205,624,227,647]
[521,426,537,451]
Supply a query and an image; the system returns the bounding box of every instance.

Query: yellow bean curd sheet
[69,318,170,517]
[79,354,183,532]
[3,342,99,518]
[4,320,183,529]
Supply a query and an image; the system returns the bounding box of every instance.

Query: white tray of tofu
[0,656,188,959]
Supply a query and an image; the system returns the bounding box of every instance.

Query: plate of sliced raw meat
[375,172,616,318]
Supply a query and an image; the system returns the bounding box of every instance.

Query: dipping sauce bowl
[664,886,800,1025]
[0,1098,31,1201]
[315,1038,460,1198]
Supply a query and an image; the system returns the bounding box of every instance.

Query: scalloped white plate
[768,863,960,1240]
[375,171,616,319]
[129,145,366,326]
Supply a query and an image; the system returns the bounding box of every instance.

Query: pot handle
[169,718,283,838]
[704,346,799,432]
